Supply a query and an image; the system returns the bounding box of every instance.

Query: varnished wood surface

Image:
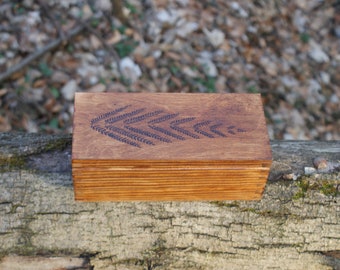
[72,93,271,161]
[74,178,267,201]
[72,93,272,201]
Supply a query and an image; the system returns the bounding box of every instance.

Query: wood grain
[72,93,272,201]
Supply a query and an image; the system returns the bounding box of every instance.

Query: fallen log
[0,133,339,269]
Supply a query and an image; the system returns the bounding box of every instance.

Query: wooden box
[72,93,272,201]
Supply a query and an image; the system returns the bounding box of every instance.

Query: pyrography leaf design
[90,105,253,148]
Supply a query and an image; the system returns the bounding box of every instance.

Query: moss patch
[293,179,310,200]
[43,137,70,152]
[320,182,339,197]
[293,177,339,199]
[0,156,26,172]
[210,201,240,208]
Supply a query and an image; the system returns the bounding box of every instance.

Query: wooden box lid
[72,93,271,163]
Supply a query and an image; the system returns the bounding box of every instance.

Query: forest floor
[0,0,339,140]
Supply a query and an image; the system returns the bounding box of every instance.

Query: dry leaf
[106,30,122,45]
[142,56,156,69]
[203,28,225,48]
[0,89,8,97]
[88,84,106,93]
[0,115,11,132]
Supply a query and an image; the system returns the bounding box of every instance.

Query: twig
[37,0,66,40]
[75,19,123,77]
[0,24,84,83]
[0,25,20,32]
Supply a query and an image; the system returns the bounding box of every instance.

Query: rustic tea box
[72,93,272,201]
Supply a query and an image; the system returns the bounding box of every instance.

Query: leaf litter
[0,0,339,140]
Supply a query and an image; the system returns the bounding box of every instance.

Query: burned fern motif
[90,105,130,125]
[210,123,227,137]
[124,110,164,124]
[90,105,250,148]
[170,117,199,139]
[106,125,155,145]
[91,125,141,148]
[148,113,179,124]
[124,125,172,143]
[105,108,145,124]
[149,125,186,141]
[193,121,215,138]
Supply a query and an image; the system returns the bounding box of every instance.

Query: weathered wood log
[0,133,339,269]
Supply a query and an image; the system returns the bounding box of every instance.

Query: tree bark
[0,133,339,269]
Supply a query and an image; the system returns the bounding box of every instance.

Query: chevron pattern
[90,105,247,148]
